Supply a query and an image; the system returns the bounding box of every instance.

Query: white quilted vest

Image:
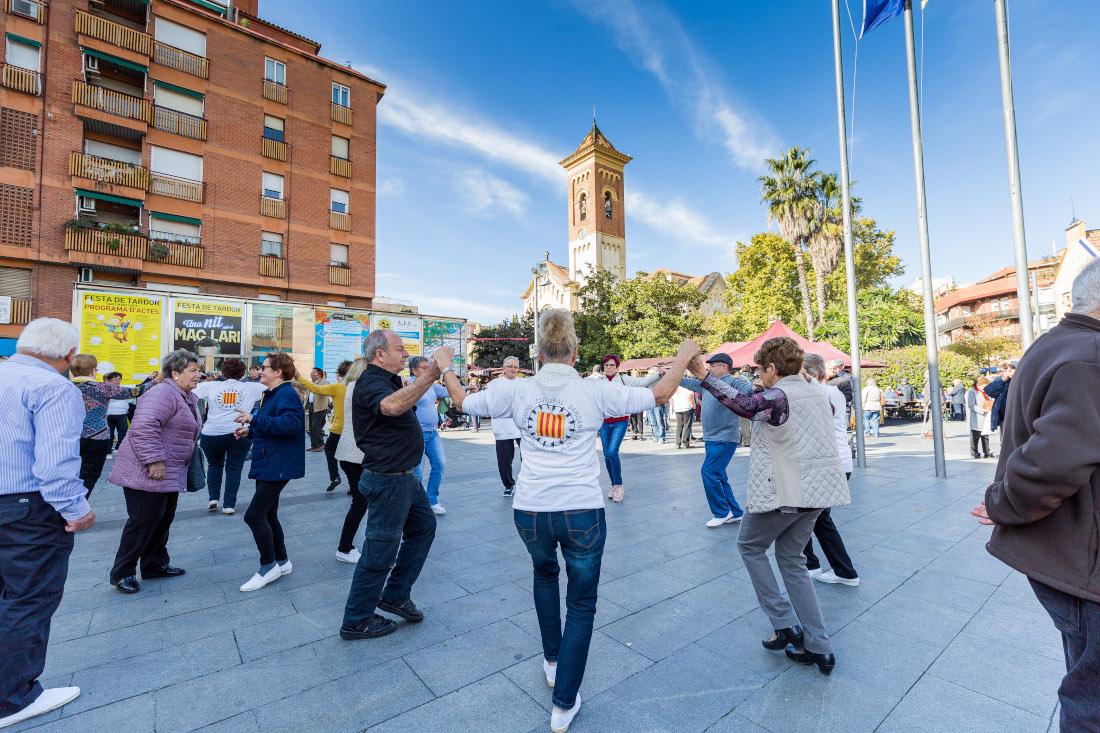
[745,375,851,513]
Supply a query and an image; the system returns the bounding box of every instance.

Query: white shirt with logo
[193,379,268,436]
[462,363,656,511]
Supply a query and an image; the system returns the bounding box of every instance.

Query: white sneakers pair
[705,512,742,528]
[336,547,361,564]
[809,568,861,586]
[0,687,80,729]
[239,561,293,592]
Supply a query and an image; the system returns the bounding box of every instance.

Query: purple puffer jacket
[109,380,201,493]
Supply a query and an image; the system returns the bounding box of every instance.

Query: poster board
[172,299,243,355]
[78,291,165,383]
[314,308,370,374]
[423,318,466,374]
[370,314,422,356]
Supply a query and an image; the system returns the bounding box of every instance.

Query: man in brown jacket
[974,258,1100,732]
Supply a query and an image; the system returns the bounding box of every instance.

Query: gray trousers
[737,509,832,654]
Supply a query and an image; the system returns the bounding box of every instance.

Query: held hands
[676,339,701,362]
[234,426,250,439]
[688,355,708,379]
[146,461,166,480]
[234,410,253,425]
[971,503,994,526]
[65,510,96,533]
[432,346,455,373]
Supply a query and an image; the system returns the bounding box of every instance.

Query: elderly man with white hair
[493,355,523,497]
[0,318,96,728]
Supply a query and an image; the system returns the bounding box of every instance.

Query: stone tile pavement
[10,417,1063,732]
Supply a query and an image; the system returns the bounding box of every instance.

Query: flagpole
[903,0,946,477]
[832,0,865,469]
[994,0,1034,349]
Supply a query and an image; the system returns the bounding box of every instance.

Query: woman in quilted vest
[689,336,850,675]
[108,350,202,595]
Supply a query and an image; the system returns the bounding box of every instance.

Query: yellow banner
[79,292,164,383]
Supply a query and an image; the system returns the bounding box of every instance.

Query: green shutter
[75,188,143,207]
[153,80,204,100]
[149,211,201,226]
[6,33,42,49]
[80,48,148,74]
[187,0,228,14]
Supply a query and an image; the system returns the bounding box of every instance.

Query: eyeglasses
[261,364,275,371]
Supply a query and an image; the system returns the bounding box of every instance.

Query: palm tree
[759,147,820,338]
[808,173,863,323]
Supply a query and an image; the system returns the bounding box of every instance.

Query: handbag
[187,442,206,493]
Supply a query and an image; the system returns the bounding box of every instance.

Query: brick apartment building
[0,0,384,356]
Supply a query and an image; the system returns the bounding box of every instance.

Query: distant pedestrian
[861,378,882,438]
[670,384,696,449]
[598,355,659,503]
[948,379,966,421]
[967,378,994,459]
[306,367,331,451]
[297,360,352,492]
[492,356,523,497]
[103,372,132,453]
[0,319,95,729]
[408,355,450,515]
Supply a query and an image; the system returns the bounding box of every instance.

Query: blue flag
[860,0,906,38]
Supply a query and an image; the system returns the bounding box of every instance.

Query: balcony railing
[262,79,287,104]
[65,227,147,259]
[147,236,204,268]
[7,0,46,23]
[260,196,286,219]
[331,103,352,126]
[8,297,33,324]
[69,151,149,189]
[330,156,351,178]
[153,105,207,140]
[74,9,152,56]
[261,137,287,161]
[329,211,350,231]
[149,171,203,202]
[259,254,286,278]
[1,64,40,95]
[153,41,208,78]
[73,80,149,123]
[328,264,350,286]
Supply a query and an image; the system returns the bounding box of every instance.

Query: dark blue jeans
[598,421,628,485]
[200,432,251,509]
[1030,579,1100,731]
[342,470,437,628]
[514,508,606,709]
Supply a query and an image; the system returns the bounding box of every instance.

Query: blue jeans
[200,432,251,509]
[598,421,629,485]
[514,508,605,710]
[701,440,743,519]
[1030,579,1100,731]
[342,470,437,628]
[647,407,667,441]
[863,410,881,437]
[413,430,446,505]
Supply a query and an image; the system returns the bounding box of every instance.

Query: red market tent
[713,320,882,368]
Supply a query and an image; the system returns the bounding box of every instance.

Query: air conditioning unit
[78,268,94,284]
[10,0,39,19]
[78,196,97,214]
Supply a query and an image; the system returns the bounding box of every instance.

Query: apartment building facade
[0,0,383,358]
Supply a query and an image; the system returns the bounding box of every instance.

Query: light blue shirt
[0,354,92,521]
[681,373,754,443]
[410,376,449,433]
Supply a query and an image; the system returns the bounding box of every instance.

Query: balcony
[153,41,208,78]
[262,79,287,104]
[1,64,40,95]
[6,0,46,23]
[329,211,350,231]
[330,156,351,178]
[69,151,149,190]
[65,226,147,259]
[149,171,203,202]
[259,254,286,278]
[328,264,350,286]
[74,10,151,56]
[147,234,204,268]
[260,195,286,219]
[331,103,352,126]
[261,137,287,161]
[152,105,207,140]
[73,80,149,123]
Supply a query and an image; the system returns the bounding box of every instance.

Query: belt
[364,468,416,476]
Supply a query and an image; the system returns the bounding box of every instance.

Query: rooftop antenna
[1071,195,1077,223]
[592,105,597,127]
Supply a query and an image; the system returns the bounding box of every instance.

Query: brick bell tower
[560,121,632,286]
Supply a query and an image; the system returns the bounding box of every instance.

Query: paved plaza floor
[12,417,1063,733]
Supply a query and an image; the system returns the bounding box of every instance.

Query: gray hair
[407,356,429,371]
[16,318,79,360]
[537,308,578,362]
[825,358,844,370]
[162,349,199,377]
[1071,257,1100,314]
[802,353,826,380]
[364,329,393,362]
[502,356,520,368]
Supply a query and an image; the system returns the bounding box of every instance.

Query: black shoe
[326,478,341,492]
[111,576,141,594]
[984,453,996,459]
[142,565,186,578]
[762,626,803,651]
[971,452,981,459]
[378,598,424,623]
[503,486,514,498]
[785,645,836,675]
[340,614,397,640]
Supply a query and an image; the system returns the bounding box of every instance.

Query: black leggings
[970,430,991,456]
[244,480,289,566]
[338,461,367,553]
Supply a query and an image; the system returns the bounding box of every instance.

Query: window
[331,135,349,160]
[150,146,203,180]
[5,39,40,72]
[262,172,284,200]
[332,83,350,108]
[961,305,972,316]
[149,214,200,244]
[154,18,207,57]
[330,188,349,213]
[330,243,348,266]
[154,83,204,116]
[263,115,284,142]
[84,140,141,165]
[261,232,283,257]
[990,299,1001,312]
[577,192,587,221]
[264,57,286,85]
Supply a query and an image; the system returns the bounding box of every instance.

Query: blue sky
[264,0,1100,324]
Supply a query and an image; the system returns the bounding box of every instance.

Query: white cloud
[378,178,405,196]
[459,170,530,218]
[630,189,730,249]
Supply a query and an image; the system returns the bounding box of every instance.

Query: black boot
[785,645,836,675]
[762,626,803,651]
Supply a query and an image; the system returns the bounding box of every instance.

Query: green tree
[824,217,906,298]
[711,232,802,342]
[865,346,977,393]
[817,287,925,351]
[573,268,618,368]
[608,272,706,359]
[944,335,1021,366]
[470,313,533,370]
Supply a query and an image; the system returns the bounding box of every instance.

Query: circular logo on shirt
[524,401,579,450]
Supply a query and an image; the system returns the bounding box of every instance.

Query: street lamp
[530,253,550,373]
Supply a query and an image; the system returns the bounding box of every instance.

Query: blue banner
[861,0,906,38]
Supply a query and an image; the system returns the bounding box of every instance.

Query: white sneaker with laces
[550,693,581,733]
[431,504,447,515]
[816,569,860,586]
[706,512,733,528]
[240,566,281,592]
[543,659,557,688]
[336,548,361,564]
[279,560,293,576]
[0,687,81,729]
[221,507,235,515]
[807,568,826,580]
[208,500,219,512]
[724,513,742,524]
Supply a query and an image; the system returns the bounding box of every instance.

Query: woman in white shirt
[440,309,699,733]
[860,378,883,438]
[192,358,267,514]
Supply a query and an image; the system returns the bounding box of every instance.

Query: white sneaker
[279,560,293,576]
[724,513,742,524]
[0,687,81,729]
[816,569,860,586]
[706,512,733,528]
[221,507,235,515]
[550,693,581,733]
[543,658,557,688]
[239,566,281,592]
[208,500,219,512]
[431,504,447,515]
[807,568,826,580]
[336,548,361,564]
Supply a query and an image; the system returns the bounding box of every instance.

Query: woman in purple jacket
[108,350,202,594]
